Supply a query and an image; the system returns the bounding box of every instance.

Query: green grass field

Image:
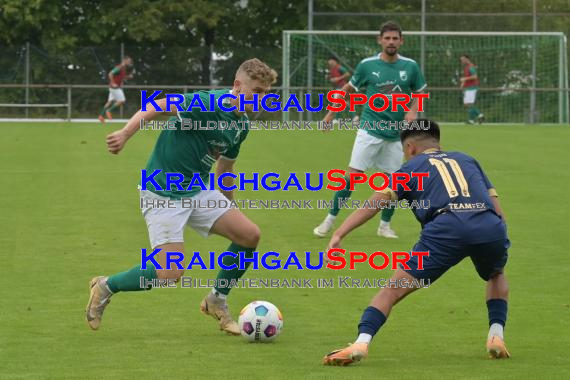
[1,122,569,379]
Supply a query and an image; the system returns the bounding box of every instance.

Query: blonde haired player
[86,59,277,335]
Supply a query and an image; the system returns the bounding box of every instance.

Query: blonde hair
[236,58,277,86]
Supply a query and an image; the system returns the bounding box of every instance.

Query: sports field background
[1,122,569,379]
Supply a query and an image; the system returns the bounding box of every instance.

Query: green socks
[330,176,353,216]
[107,264,157,293]
[107,102,121,112]
[381,205,395,222]
[215,243,256,295]
[106,243,256,295]
[100,101,120,116]
[468,106,480,120]
[329,175,395,223]
[105,243,258,295]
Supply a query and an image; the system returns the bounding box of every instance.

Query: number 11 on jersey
[428,158,471,197]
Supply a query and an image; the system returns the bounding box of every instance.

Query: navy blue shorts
[403,236,510,282]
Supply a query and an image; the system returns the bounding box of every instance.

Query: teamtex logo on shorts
[140,249,429,271]
[140,170,429,192]
[140,90,429,113]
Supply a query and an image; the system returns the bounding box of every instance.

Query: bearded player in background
[314,21,427,240]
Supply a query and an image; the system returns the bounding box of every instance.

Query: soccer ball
[238,300,283,342]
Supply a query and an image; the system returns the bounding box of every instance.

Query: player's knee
[247,224,261,247]
[237,224,261,247]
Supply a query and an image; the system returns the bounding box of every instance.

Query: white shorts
[463,89,477,104]
[349,129,403,173]
[108,88,126,103]
[140,189,233,248]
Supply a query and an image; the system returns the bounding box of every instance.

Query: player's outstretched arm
[327,192,390,250]
[106,98,178,155]
[216,157,235,201]
[322,82,356,128]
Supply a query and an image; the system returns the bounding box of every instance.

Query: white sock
[102,277,114,295]
[211,288,227,300]
[354,333,372,344]
[324,214,337,225]
[380,220,390,228]
[488,323,504,339]
[103,282,114,295]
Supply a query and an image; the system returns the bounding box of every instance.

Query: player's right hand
[324,236,343,265]
[326,235,342,252]
[106,129,128,154]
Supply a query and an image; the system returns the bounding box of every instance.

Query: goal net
[282,31,568,124]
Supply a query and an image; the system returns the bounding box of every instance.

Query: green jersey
[349,54,427,141]
[143,89,249,199]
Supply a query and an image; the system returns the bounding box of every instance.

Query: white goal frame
[282,30,569,124]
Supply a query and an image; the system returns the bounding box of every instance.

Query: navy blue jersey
[383,148,505,244]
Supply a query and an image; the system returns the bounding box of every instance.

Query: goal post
[282,30,569,124]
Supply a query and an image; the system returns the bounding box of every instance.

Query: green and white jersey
[349,54,427,141]
[144,89,249,199]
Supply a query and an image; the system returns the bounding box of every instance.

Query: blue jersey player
[322,120,510,366]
